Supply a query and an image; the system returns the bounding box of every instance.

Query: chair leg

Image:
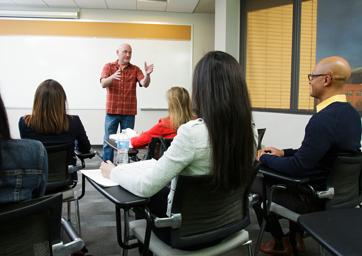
[67,201,71,222]
[243,240,253,256]
[253,218,266,256]
[75,198,82,236]
[122,209,129,256]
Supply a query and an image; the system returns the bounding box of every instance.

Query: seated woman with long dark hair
[101,51,256,247]
[130,86,193,149]
[0,93,47,204]
[18,79,91,165]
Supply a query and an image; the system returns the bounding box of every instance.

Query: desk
[298,208,362,256]
[81,174,149,255]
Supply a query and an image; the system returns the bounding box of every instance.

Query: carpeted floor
[69,146,323,256]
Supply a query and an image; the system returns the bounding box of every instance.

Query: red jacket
[131,117,176,149]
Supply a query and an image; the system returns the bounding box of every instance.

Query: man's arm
[139,73,150,88]
[101,69,120,88]
[139,62,153,88]
[259,119,332,177]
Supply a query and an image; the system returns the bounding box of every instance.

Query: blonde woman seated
[18,79,91,166]
[130,86,193,149]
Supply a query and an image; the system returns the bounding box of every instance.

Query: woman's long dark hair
[0,94,11,140]
[192,51,255,190]
[0,93,11,171]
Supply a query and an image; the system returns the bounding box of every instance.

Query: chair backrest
[168,170,256,249]
[145,137,173,160]
[257,128,266,150]
[325,152,362,209]
[44,143,74,194]
[0,194,62,256]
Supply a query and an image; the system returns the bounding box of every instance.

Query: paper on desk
[81,159,157,187]
[81,169,119,187]
[115,159,157,174]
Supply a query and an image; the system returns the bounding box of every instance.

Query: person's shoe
[296,232,306,252]
[260,237,292,256]
[71,246,89,256]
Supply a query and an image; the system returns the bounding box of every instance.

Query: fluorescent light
[0,9,79,19]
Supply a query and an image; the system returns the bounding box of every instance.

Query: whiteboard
[0,35,192,109]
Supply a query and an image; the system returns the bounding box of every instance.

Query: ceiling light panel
[0,0,16,6]
[75,0,107,9]
[12,0,46,7]
[137,0,167,11]
[43,0,76,8]
[167,0,199,13]
[106,0,136,10]
[0,9,79,19]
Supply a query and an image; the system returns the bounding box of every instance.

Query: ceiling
[0,0,215,13]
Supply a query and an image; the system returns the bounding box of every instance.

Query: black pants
[250,176,324,239]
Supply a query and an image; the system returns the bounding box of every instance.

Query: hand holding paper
[81,169,118,187]
[100,160,115,178]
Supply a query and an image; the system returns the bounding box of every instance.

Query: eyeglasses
[307,73,329,81]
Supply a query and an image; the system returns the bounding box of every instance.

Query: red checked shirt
[101,60,144,115]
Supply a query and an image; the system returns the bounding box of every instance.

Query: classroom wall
[80,9,214,70]
[5,7,323,149]
[214,0,240,61]
[6,9,214,144]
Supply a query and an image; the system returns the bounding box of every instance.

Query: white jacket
[110,118,211,215]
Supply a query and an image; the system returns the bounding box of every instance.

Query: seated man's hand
[100,160,116,178]
[256,146,284,161]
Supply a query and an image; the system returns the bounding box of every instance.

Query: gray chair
[44,143,95,235]
[129,173,257,256]
[254,152,362,255]
[0,194,84,256]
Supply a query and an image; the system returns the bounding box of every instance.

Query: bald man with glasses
[252,56,362,255]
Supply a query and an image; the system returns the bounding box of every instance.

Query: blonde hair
[25,79,69,134]
[167,87,193,129]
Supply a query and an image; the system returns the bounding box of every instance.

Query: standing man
[253,56,361,255]
[100,43,154,161]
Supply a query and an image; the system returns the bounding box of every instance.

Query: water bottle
[115,133,129,165]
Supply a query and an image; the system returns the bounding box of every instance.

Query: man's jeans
[103,114,135,161]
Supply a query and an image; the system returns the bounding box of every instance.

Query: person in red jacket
[131,87,193,149]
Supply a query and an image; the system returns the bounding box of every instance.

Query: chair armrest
[154,213,182,229]
[259,165,326,184]
[75,150,96,169]
[258,166,311,185]
[259,165,329,204]
[316,187,335,199]
[52,218,84,256]
[75,150,96,160]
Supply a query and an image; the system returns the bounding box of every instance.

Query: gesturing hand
[144,62,154,75]
[111,69,121,80]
